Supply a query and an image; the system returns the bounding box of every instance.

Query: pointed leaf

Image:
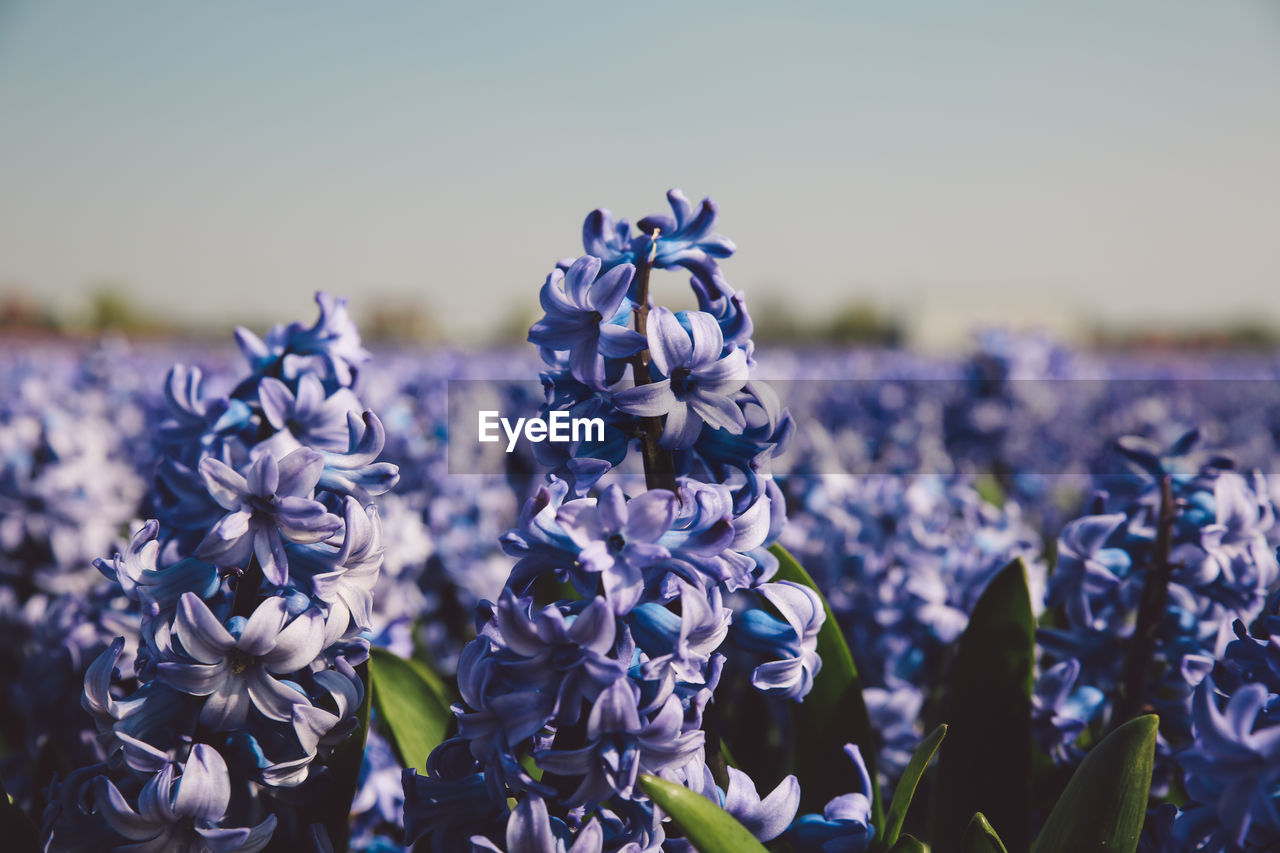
[962,813,1009,853]
[888,835,928,852]
[879,724,947,851]
[769,544,883,827]
[1030,714,1157,853]
[637,774,768,853]
[370,647,452,773]
[314,660,369,853]
[934,558,1034,853]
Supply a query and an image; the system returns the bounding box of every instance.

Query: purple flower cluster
[42,294,399,851]
[404,191,874,852]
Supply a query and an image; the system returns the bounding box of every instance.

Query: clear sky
[1,1,1277,343]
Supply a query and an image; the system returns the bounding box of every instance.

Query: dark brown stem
[231,556,263,618]
[626,239,678,494]
[1114,474,1175,726]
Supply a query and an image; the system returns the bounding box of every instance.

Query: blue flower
[534,681,703,806]
[158,593,324,730]
[788,744,876,852]
[636,189,737,288]
[734,581,825,701]
[95,744,277,852]
[528,256,644,390]
[234,291,370,390]
[613,307,748,449]
[1045,513,1133,632]
[555,485,678,614]
[256,374,362,454]
[1032,658,1105,761]
[195,449,343,586]
[470,794,604,853]
[1176,678,1280,850]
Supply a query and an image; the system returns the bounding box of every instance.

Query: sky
[1,1,1277,344]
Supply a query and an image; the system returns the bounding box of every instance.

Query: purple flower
[95,744,277,852]
[194,449,343,586]
[534,681,703,806]
[735,581,825,701]
[290,498,385,643]
[1045,513,1133,632]
[555,485,678,614]
[636,189,737,287]
[788,744,876,852]
[490,591,626,724]
[315,410,401,502]
[235,291,370,389]
[629,581,732,685]
[677,767,799,845]
[257,374,362,454]
[158,594,324,730]
[1176,678,1280,849]
[1032,658,1105,761]
[470,794,604,853]
[613,307,748,449]
[528,255,645,390]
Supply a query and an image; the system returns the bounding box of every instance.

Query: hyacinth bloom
[492,590,625,723]
[636,189,737,283]
[1045,512,1133,631]
[158,593,324,730]
[95,744,276,852]
[789,744,876,852]
[471,794,604,853]
[1031,658,1105,761]
[735,580,826,701]
[699,767,801,844]
[556,485,678,614]
[1193,471,1279,605]
[1177,679,1280,849]
[613,307,748,449]
[257,373,361,454]
[234,291,370,388]
[534,680,703,806]
[528,255,645,390]
[195,449,343,586]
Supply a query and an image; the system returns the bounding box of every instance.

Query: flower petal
[176,593,236,663]
[173,743,231,821]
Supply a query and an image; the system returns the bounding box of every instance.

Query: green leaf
[637,774,768,853]
[962,813,1009,853]
[314,660,370,852]
[769,544,883,827]
[888,834,929,853]
[934,558,1035,853]
[370,646,453,772]
[878,724,947,851]
[1030,714,1157,853]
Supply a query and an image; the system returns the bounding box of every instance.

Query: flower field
[3,192,1279,852]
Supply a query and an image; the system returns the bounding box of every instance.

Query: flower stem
[627,239,678,494]
[1114,474,1175,726]
[231,557,263,618]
